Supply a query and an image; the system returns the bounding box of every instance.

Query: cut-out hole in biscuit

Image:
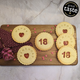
[24,53,29,58]
[63,29,67,33]
[63,41,68,45]
[19,33,24,37]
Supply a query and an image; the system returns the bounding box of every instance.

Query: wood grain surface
[0,25,78,66]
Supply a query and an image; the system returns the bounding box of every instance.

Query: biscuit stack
[56,22,77,65]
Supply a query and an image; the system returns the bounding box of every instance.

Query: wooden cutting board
[0,25,78,66]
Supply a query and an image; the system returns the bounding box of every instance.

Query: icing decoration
[42,56,45,60]
[51,52,53,54]
[39,50,41,52]
[10,30,12,32]
[7,25,9,27]
[50,59,52,61]
[50,31,52,33]
[56,51,58,53]
[45,55,47,57]
[43,30,46,32]
[34,31,36,33]
[54,39,56,42]
[55,25,57,27]
[34,28,36,30]
[51,27,53,29]
[14,59,16,61]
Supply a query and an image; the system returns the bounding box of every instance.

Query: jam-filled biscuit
[17,46,37,65]
[56,22,74,36]
[12,26,31,43]
[35,32,54,51]
[57,46,77,65]
[56,33,75,49]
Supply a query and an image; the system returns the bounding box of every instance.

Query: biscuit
[17,46,37,65]
[57,46,77,65]
[35,32,54,51]
[56,33,75,49]
[12,26,31,43]
[56,22,74,36]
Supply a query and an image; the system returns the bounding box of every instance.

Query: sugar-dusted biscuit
[57,46,77,65]
[17,46,37,65]
[56,33,75,49]
[35,32,54,51]
[56,22,74,36]
[12,26,31,43]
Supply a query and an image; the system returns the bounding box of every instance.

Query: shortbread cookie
[56,33,75,49]
[12,26,31,43]
[35,32,54,51]
[57,46,77,65]
[56,22,74,36]
[17,46,37,65]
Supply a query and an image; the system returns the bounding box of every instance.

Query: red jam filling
[24,53,29,58]
[19,33,24,37]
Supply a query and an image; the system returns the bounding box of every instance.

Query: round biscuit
[12,25,31,43]
[17,46,37,65]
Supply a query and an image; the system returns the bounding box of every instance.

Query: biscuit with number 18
[35,32,54,51]
[57,46,77,65]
